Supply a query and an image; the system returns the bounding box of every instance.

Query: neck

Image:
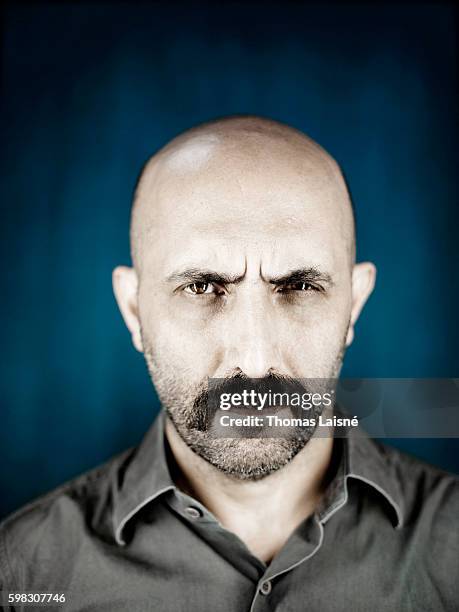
[164,416,334,564]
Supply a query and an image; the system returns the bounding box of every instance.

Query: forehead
[134,139,352,273]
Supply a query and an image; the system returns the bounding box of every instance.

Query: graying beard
[140,325,348,480]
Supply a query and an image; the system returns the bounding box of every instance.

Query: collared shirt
[1,410,458,611]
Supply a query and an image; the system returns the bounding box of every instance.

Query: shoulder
[379,443,459,601]
[349,430,459,526]
[0,448,133,590]
[373,439,459,574]
[376,440,459,524]
[363,442,459,608]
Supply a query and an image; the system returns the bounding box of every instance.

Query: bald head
[130,115,356,272]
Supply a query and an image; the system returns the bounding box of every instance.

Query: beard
[141,330,347,481]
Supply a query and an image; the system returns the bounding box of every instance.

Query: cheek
[285,320,345,365]
[139,293,218,378]
[279,299,351,374]
[140,278,213,332]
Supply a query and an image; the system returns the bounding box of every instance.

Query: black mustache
[192,374,314,431]
[210,373,309,396]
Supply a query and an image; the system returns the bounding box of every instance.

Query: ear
[345,262,377,347]
[112,266,143,353]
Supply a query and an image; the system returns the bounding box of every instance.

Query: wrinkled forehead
[131,136,354,274]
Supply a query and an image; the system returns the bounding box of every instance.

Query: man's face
[117,132,372,479]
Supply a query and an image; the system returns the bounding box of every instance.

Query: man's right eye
[183,282,215,295]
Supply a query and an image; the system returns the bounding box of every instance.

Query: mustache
[190,373,317,432]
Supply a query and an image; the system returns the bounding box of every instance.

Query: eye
[183,282,216,295]
[277,281,319,293]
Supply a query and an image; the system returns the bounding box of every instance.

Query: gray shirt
[1,411,458,611]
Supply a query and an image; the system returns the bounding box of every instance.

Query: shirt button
[259,580,272,596]
[185,506,202,519]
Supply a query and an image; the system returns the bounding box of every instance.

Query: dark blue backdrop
[1,2,458,519]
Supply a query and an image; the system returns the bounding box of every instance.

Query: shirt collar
[318,425,404,529]
[113,412,404,545]
[113,410,175,546]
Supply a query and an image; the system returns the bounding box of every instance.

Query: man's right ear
[112,266,143,353]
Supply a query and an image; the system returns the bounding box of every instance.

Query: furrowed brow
[268,267,334,287]
[166,268,245,285]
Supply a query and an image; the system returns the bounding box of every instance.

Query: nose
[223,288,283,378]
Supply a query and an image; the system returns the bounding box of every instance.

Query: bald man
[1,116,458,612]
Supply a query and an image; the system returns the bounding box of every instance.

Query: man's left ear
[346,262,377,347]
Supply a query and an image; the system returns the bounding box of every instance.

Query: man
[1,115,458,611]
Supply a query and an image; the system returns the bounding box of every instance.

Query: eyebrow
[268,267,334,287]
[166,268,246,285]
[166,266,334,287]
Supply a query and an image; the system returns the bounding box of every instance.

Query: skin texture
[113,115,376,561]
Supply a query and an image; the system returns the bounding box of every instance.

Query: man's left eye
[277,282,317,292]
[183,282,215,295]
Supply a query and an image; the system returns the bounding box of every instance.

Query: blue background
[1,2,458,519]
